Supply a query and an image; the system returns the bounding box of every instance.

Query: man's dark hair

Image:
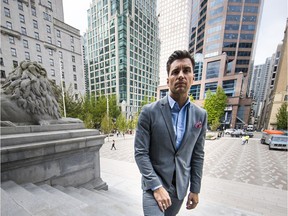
[166,50,195,75]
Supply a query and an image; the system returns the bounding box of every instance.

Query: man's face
[167,58,194,97]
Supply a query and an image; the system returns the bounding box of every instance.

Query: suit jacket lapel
[159,97,176,150]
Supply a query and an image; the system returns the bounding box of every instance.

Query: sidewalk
[100,134,287,216]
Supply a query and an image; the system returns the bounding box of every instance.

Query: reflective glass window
[206,61,220,79]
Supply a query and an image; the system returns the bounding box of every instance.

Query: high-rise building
[86,0,160,115]
[158,0,263,129]
[0,0,85,98]
[259,34,286,129]
[189,0,262,74]
[248,57,272,127]
[158,0,193,85]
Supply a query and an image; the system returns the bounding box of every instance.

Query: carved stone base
[1,123,107,190]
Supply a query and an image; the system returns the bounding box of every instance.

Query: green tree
[204,86,227,130]
[56,85,83,119]
[116,114,128,135]
[276,102,288,130]
[189,94,195,102]
[100,113,113,134]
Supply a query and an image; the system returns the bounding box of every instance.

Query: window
[37,55,42,63]
[31,7,36,16]
[43,12,51,21]
[19,14,25,23]
[61,71,65,78]
[35,32,39,40]
[0,70,6,79]
[74,83,78,90]
[59,51,63,59]
[72,55,75,62]
[36,43,41,52]
[51,69,55,76]
[57,41,62,47]
[4,7,10,17]
[71,46,74,52]
[49,59,54,66]
[56,30,61,38]
[205,82,218,96]
[48,36,52,44]
[18,1,23,10]
[6,21,12,29]
[48,1,52,9]
[60,61,64,70]
[189,85,201,100]
[23,39,29,48]
[25,52,30,60]
[0,57,4,66]
[206,61,220,79]
[48,48,53,56]
[70,35,74,43]
[21,27,27,35]
[9,36,15,44]
[11,48,17,57]
[73,74,77,81]
[46,25,51,33]
[13,60,18,68]
[223,80,235,96]
[3,0,8,4]
[73,65,76,72]
[33,20,38,29]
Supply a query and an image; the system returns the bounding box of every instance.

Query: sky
[62,0,287,65]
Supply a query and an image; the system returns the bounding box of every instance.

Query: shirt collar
[168,95,190,109]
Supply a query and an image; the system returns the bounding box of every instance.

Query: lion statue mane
[1,61,82,126]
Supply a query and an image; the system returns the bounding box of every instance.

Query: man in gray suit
[134,50,207,216]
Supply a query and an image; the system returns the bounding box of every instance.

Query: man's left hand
[186,192,199,209]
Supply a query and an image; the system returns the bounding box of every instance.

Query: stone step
[1,180,57,215]
[2,180,142,216]
[54,185,142,215]
[0,123,85,135]
[22,183,88,216]
[1,129,100,147]
[94,187,142,213]
[54,186,113,216]
[1,188,31,216]
[79,187,141,216]
[39,184,88,210]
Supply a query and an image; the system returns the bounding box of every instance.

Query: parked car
[231,129,244,137]
[267,135,288,150]
[224,128,235,135]
[243,131,254,138]
[260,129,285,144]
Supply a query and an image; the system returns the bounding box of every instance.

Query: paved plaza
[100,133,287,216]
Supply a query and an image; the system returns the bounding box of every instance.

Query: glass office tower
[86,0,160,112]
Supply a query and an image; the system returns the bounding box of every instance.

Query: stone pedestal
[1,123,108,190]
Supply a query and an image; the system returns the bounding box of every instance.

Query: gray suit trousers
[142,184,184,216]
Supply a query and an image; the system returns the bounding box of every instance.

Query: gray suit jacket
[134,96,207,200]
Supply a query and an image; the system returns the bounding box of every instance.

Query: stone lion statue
[1,61,82,126]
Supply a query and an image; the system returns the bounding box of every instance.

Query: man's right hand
[153,187,172,212]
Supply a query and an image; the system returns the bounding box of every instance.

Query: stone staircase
[1,180,142,216]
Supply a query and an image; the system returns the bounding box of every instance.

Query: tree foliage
[116,114,128,134]
[100,113,113,134]
[204,86,227,130]
[276,102,288,130]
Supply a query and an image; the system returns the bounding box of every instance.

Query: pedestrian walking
[111,140,116,150]
[241,136,246,145]
[244,135,249,144]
